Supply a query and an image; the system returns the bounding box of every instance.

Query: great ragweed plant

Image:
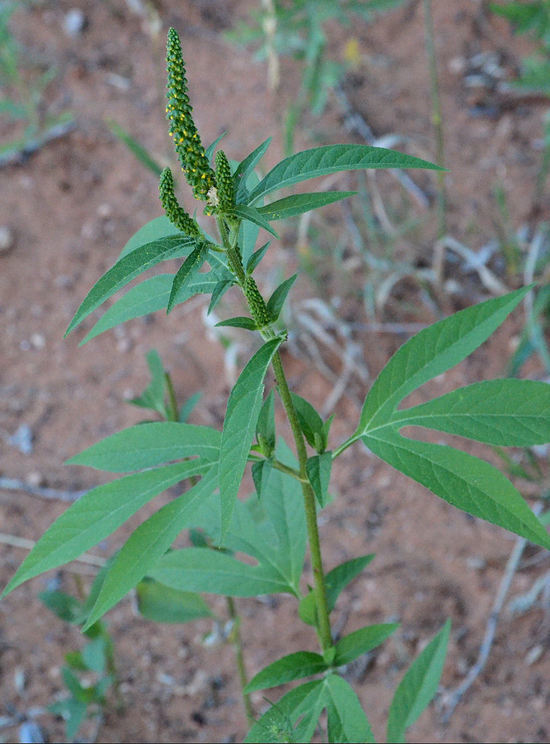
[3,26,550,744]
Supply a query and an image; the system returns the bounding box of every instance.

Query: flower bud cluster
[244,276,271,328]
[166,27,216,200]
[159,167,201,238]
[214,150,235,213]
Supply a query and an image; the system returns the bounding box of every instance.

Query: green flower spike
[166,27,216,200]
[244,275,270,328]
[159,167,201,238]
[214,150,235,213]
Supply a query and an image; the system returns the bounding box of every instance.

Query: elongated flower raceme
[244,275,270,328]
[215,150,235,213]
[159,167,201,238]
[166,27,216,200]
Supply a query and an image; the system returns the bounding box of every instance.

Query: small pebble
[19,721,46,744]
[26,471,44,488]
[0,225,15,255]
[30,333,45,349]
[525,644,544,666]
[9,424,33,455]
[63,8,87,37]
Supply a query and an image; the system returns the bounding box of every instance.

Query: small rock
[525,644,544,666]
[97,203,112,218]
[14,666,26,693]
[63,8,87,37]
[30,333,45,349]
[117,337,132,353]
[26,471,44,488]
[19,721,46,744]
[9,424,33,455]
[0,225,15,255]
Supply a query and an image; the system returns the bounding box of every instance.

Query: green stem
[217,214,333,652]
[270,351,333,653]
[226,596,254,723]
[164,372,179,422]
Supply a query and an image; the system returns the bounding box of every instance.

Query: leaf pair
[245,620,450,744]
[348,287,550,550]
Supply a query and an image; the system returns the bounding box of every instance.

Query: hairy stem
[164,372,179,422]
[270,351,333,653]
[226,596,254,723]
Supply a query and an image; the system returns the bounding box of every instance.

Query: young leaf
[247,143,443,205]
[386,620,451,744]
[290,392,325,449]
[323,674,376,744]
[252,459,273,496]
[106,119,163,176]
[1,460,208,598]
[67,421,220,471]
[167,242,209,313]
[80,273,219,345]
[246,241,271,274]
[207,278,233,315]
[219,338,282,538]
[148,546,293,596]
[306,452,332,507]
[81,637,107,673]
[39,590,83,624]
[205,130,228,163]
[239,209,261,267]
[233,205,280,238]
[356,286,531,435]
[244,651,328,693]
[49,698,88,741]
[334,623,399,666]
[135,578,212,623]
[391,378,550,446]
[83,467,218,629]
[65,235,196,336]
[258,191,356,220]
[244,680,325,744]
[215,316,258,330]
[256,389,276,452]
[363,428,550,550]
[178,391,202,423]
[234,137,272,202]
[267,274,298,322]
[299,554,374,626]
[129,349,166,414]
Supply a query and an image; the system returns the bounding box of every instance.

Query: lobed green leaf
[148,546,293,596]
[244,651,328,693]
[334,623,399,666]
[364,428,550,549]
[247,144,443,205]
[135,578,212,623]
[80,273,219,345]
[324,674,376,744]
[1,460,208,598]
[391,379,550,446]
[67,421,221,472]
[357,287,531,436]
[387,620,451,744]
[83,467,218,629]
[65,235,197,336]
[244,680,325,744]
